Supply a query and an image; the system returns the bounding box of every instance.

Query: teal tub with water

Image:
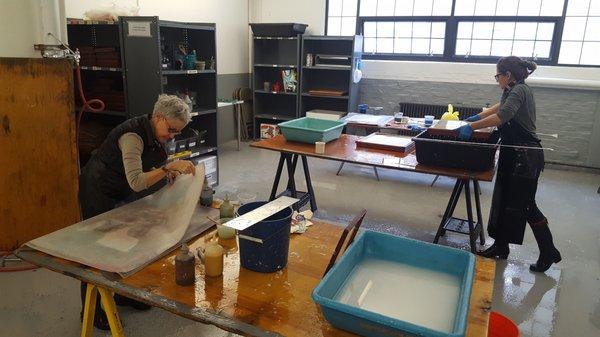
[312,230,475,337]
[278,117,346,144]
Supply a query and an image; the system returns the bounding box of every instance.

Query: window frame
[325,0,600,67]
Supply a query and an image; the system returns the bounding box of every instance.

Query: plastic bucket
[237,201,293,273]
[488,312,519,337]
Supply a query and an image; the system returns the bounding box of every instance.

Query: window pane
[328,0,343,16]
[493,22,516,39]
[395,22,412,38]
[495,0,519,16]
[328,17,342,35]
[342,0,358,16]
[377,0,395,16]
[456,39,472,55]
[412,38,431,53]
[558,41,583,63]
[540,0,565,16]
[514,22,537,40]
[431,38,445,54]
[341,17,357,36]
[471,39,492,55]
[394,38,412,53]
[378,22,395,37]
[431,22,446,38]
[414,0,434,16]
[360,0,377,16]
[364,21,377,37]
[518,0,542,16]
[536,23,555,40]
[457,22,474,39]
[566,0,590,16]
[581,42,600,65]
[432,0,453,16]
[364,37,377,53]
[491,40,513,56]
[590,0,600,15]
[534,41,552,58]
[513,40,535,56]
[562,17,587,40]
[473,22,494,39]
[475,0,497,16]
[377,38,394,53]
[413,22,432,38]
[585,17,600,41]
[395,0,414,15]
[455,0,476,16]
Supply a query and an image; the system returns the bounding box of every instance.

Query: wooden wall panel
[0,58,80,251]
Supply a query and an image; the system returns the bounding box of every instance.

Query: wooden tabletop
[251,135,496,182]
[15,221,495,337]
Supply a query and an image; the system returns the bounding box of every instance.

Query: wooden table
[15,220,495,337]
[251,135,496,253]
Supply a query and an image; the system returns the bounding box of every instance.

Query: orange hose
[74,65,105,150]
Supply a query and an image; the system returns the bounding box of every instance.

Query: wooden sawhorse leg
[81,283,124,337]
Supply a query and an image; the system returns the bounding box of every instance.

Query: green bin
[278,117,346,144]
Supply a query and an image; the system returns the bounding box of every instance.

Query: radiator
[398,102,482,119]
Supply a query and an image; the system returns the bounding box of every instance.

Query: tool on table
[175,244,195,286]
[415,137,555,151]
[197,242,225,277]
[226,196,298,231]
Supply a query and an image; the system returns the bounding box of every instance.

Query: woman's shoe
[530,248,562,273]
[477,243,509,259]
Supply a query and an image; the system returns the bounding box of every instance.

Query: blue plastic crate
[278,117,346,144]
[312,230,475,337]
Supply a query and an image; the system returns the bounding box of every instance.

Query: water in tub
[336,258,461,333]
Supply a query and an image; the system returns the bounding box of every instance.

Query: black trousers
[488,146,546,244]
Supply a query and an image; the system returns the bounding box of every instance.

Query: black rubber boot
[529,221,561,273]
[114,294,152,310]
[477,241,510,259]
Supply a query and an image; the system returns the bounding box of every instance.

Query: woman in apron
[456,56,561,274]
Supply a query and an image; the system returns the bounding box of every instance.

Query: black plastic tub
[250,23,308,37]
[413,130,500,171]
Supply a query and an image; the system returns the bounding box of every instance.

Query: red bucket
[488,311,519,337]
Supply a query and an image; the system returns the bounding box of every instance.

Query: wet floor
[1,140,598,336]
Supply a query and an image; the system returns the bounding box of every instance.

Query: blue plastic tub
[312,230,475,337]
[237,202,293,273]
[278,117,346,144]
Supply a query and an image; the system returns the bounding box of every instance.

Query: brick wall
[358,79,600,168]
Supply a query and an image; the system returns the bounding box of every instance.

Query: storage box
[260,123,281,139]
[249,23,307,37]
[278,117,346,144]
[312,230,475,337]
[306,109,346,121]
[413,129,500,171]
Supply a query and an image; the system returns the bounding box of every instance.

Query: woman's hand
[166,160,196,176]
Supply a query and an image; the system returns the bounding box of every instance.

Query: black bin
[413,130,500,171]
[250,23,308,37]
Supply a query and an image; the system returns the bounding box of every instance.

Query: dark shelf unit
[299,36,362,117]
[252,34,302,138]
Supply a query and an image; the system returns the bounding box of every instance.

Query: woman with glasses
[78,94,196,329]
[456,56,561,274]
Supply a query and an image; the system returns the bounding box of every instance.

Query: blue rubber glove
[457,124,474,141]
[465,114,481,122]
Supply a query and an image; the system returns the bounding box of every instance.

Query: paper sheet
[26,164,207,276]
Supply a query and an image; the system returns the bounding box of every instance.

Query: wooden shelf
[254,63,298,68]
[254,36,297,40]
[254,114,295,121]
[162,69,216,75]
[169,145,217,160]
[302,93,349,99]
[79,66,122,72]
[67,18,118,25]
[303,65,351,71]
[190,109,216,117]
[255,90,297,96]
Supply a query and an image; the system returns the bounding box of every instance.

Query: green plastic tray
[278,117,346,144]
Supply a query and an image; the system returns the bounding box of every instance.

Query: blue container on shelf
[312,230,475,337]
[278,117,346,144]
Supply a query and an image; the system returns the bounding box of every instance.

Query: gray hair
[152,94,191,123]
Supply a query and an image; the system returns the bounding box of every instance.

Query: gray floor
[1,140,599,337]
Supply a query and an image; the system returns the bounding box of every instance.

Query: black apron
[79,115,167,220]
[487,107,545,244]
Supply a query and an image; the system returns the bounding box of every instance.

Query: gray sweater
[498,83,537,135]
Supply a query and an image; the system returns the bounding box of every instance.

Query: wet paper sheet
[26,164,206,276]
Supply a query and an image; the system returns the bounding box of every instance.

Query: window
[325,0,600,66]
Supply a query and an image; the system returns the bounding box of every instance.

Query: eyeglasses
[163,118,182,135]
[494,73,505,81]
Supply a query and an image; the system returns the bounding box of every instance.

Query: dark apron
[487,119,545,244]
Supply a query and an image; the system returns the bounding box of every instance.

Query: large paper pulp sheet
[26,164,206,276]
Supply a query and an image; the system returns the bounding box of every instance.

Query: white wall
[64,0,249,75]
[249,0,325,35]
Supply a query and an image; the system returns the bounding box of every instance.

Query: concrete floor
[1,140,599,337]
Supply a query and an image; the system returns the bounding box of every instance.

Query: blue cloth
[465,114,481,122]
[457,124,474,141]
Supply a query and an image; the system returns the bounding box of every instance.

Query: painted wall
[64,0,249,75]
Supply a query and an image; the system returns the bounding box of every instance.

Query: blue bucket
[237,201,293,273]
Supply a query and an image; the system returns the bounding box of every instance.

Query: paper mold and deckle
[26,164,214,277]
